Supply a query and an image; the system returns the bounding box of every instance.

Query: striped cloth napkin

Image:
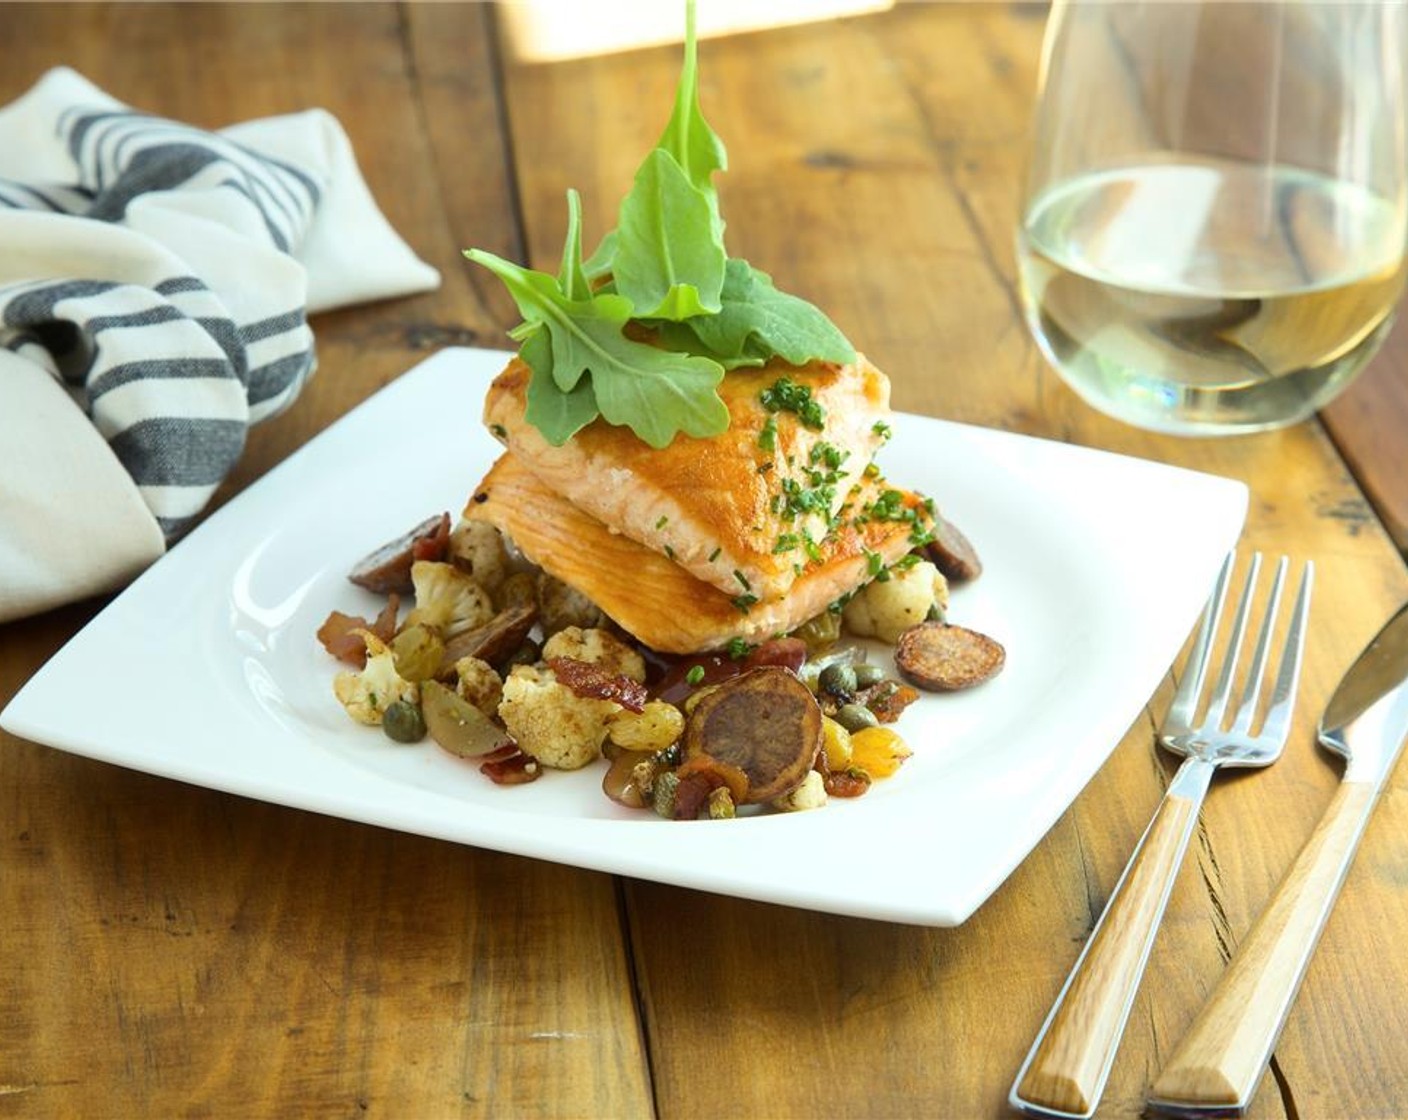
[0,68,440,623]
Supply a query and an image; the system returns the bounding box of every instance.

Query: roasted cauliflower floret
[536,572,609,634]
[333,631,420,725]
[453,655,503,718]
[770,769,827,813]
[405,560,494,638]
[498,664,619,770]
[542,626,646,683]
[607,700,685,752]
[448,519,510,596]
[843,559,948,644]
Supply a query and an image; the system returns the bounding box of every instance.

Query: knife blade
[1147,601,1408,1118]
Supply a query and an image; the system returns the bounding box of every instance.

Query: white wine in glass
[1017,2,1408,435]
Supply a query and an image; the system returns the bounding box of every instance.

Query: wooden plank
[499,4,1408,1117]
[1323,323,1408,555]
[0,4,652,1116]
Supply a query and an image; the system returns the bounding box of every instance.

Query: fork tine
[1258,560,1315,745]
[1166,552,1235,732]
[1229,557,1289,735]
[1202,553,1263,732]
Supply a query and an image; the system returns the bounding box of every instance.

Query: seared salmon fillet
[483,353,891,601]
[466,453,927,654]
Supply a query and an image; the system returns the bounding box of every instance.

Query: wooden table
[3,5,1406,1117]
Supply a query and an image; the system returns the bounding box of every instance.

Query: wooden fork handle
[1148,779,1377,1116]
[1012,786,1205,1118]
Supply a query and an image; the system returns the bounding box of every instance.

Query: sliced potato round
[681,667,822,805]
[895,622,1005,691]
[925,513,983,582]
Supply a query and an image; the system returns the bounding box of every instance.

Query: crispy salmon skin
[466,453,927,654]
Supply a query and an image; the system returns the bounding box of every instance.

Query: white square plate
[2,348,1246,925]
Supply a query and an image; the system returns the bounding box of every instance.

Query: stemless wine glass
[1017,1,1408,435]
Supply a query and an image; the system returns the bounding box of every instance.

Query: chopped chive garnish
[760,377,825,429]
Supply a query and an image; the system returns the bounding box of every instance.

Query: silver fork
[1009,552,1314,1120]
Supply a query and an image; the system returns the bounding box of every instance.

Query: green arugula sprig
[465,0,856,449]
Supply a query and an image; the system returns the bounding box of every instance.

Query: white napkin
[0,68,440,623]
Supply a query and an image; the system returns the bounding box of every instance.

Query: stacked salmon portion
[466,355,930,654]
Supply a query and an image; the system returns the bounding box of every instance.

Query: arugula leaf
[612,148,726,319]
[583,229,617,282]
[463,0,856,450]
[464,247,729,449]
[676,258,856,366]
[657,0,727,206]
[579,0,727,297]
[557,188,592,302]
[588,326,730,448]
[645,318,766,369]
[521,327,597,446]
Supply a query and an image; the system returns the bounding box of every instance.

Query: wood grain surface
[1,4,1406,1118]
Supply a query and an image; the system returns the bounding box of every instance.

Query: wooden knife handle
[1013,791,1201,1118]
[1149,780,1377,1115]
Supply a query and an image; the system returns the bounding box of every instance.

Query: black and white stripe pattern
[0,95,321,541]
[59,106,322,248]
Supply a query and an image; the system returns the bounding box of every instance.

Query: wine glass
[1017,1,1408,435]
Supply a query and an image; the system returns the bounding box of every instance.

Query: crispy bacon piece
[316,593,401,667]
[670,771,716,820]
[860,680,921,723]
[547,657,649,713]
[479,745,541,785]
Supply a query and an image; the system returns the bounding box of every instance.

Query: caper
[382,700,427,743]
[657,742,683,770]
[652,770,682,819]
[504,638,541,668]
[818,662,857,700]
[791,611,841,654]
[835,702,879,733]
[852,662,886,690]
